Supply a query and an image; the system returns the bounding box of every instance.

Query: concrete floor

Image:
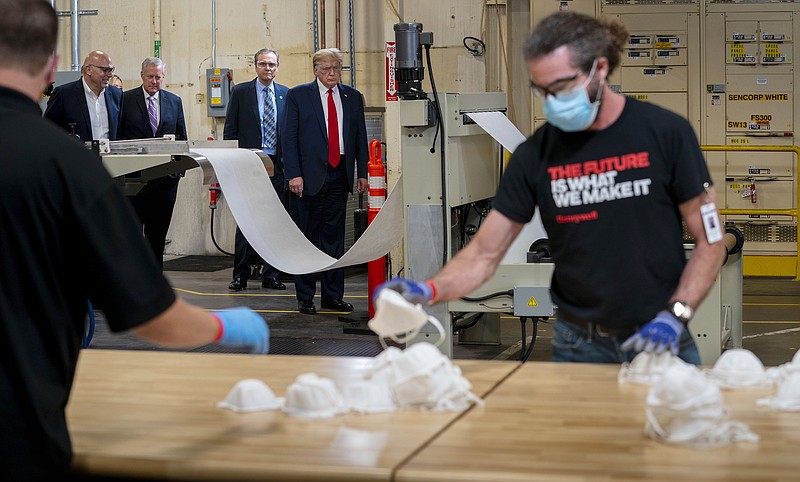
[87,256,800,367]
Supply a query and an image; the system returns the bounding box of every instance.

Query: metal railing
[701,144,799,280]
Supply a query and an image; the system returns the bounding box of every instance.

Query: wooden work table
[67,349,518,481]
[69,352,800,481]
[395,362,800,482]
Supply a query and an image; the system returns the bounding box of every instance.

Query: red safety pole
[367,139,387,318]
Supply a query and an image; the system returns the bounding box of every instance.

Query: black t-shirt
[493,98,710,328]
[0,87,176,479]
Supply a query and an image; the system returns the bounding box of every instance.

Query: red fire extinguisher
[367,139,387,318]
[209,183,221,209]
[750,180,757,204]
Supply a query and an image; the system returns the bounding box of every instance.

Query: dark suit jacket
[118,87,187,141]
[44,78,122,141]
[282,80,368,196]
[223,79,289,181]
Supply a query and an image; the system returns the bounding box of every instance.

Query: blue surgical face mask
[542,59,601,132]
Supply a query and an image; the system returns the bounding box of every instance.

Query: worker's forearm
[428,243,502,303]
[428,211,523,303]
[132,299,220,347]
[671,241,726,310]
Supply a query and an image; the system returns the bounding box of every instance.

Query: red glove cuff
[212,314,224,342]
[425,280,438,303]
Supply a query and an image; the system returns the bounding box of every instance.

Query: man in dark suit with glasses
[44,49,122,141]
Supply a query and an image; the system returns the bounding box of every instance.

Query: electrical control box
[206,68,232,118]
[704,3,799,261]
[602,6,701,137]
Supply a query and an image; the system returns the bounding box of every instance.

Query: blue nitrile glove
[620,311,684,356]
[374,277,434,306]
[212,307,269,354]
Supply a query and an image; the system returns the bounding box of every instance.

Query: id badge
[700,202,723,243]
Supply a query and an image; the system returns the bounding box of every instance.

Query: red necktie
[327,89,340,168]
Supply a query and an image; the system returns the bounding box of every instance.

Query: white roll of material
[192,148,404,275]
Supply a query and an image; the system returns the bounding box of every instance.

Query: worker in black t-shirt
[377,12,726,365]
[0,2,269,479]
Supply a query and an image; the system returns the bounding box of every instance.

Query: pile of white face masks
[758,350,800,411]
[618,351,689,386]
[218,342,482,418]
[644,362,759,448]
[364,342,483,412]
[705,348,774,390]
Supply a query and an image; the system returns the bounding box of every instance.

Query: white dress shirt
[82,78,109,140]
[316,79,344,155]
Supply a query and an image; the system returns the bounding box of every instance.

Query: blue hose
[83,299,95,348]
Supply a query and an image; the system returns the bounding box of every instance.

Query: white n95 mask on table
[757,372,800,411]
[368,289,445,348]
[618,351,687,386]
[705,348,773,390]
[282,373,348,419]
[644,363,758,448]
[766,349,800,382]
[217,379,283,412]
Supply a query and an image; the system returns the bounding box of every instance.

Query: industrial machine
[392,22,744,364]
[690,228,746,365]
[93,137,268,193]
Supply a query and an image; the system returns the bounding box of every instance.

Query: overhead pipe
[153,0,161,57]
[348,0,355,87]
[211,0,217,68]
[312,0,318,52]
[211,0,218,139]
[71,0,80,70]
[320,0,326,49]
[335,0,340,48]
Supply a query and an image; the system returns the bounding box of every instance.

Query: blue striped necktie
[263,87,276,150]
[147,96,158,136]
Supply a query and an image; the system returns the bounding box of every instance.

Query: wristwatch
[666,300,694,324]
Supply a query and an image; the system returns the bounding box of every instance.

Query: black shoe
[321,299,354,312]
[262,278,286,290]
[298,300,316,314]
[228,277,247,291]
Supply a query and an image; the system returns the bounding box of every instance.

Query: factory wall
[49,0,498,256]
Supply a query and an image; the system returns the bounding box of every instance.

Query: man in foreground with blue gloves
[376,12,726,365]
[0,2,268,479]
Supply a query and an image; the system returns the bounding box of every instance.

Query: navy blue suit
[118,87,187,140]
[44,78,122,141]
[224,79,289,284]
[282,80,368,304]
[118,87,187,268]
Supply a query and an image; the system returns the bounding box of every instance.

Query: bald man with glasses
[44,50,122,141]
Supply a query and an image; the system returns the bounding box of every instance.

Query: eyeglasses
[256,62,278,69]
[316,65,341,74]
[529,72,580,98]
[90,64,115,74]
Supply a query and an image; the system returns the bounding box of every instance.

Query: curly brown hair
[524,12,628,76]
